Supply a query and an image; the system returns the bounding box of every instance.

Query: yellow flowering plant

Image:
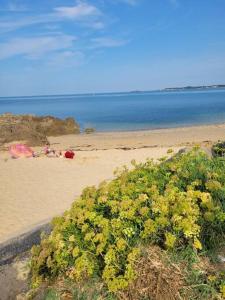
[30,148,225,293]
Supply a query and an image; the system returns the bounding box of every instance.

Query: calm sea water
[0,89,225,132]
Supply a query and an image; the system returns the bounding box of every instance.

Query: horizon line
[0,83,225,99]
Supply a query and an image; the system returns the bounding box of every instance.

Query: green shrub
[212,141,225,157]
[84,128,96,134]
[30,148,225,293]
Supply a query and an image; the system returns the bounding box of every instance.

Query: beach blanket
[9,144,34,158]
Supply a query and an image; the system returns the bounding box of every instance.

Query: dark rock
[0,223,52,266]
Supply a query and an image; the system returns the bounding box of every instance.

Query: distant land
[126,84,225,94]
[1,84,225,99]
[163,84,225,91]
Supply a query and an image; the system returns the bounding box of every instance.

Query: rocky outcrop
[0,113,80,146]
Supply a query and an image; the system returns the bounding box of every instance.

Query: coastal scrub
[30,148,225,297]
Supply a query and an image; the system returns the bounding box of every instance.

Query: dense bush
[84,127,96,134]
[212,141,225,157]
[30,148,225,294]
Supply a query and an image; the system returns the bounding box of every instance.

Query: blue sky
[0,0,225,96]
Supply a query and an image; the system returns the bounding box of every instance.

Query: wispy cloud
[0,35,76,60]
[47,51,85,67]
[90,37,129,48]
[0,1,104,33]
[54,2,101,19]
[0,16,48,34]
[0,1,129,68]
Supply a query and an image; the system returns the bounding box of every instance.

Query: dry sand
[47,122,225,150]
[1,123,225,243]
[0,147,180,243]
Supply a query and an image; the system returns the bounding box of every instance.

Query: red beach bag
[64,150,75,159]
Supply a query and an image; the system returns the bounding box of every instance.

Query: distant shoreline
[163,84,225,91]
[0,84,225,99]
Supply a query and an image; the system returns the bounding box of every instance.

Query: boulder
[0,113,80,146]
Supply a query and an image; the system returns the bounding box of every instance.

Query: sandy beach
[1,123,225,243]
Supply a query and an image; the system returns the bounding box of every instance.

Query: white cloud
[0,34,128,63]
[91,37,129,48]
[0,16,49,33]
[0,2,127,65]
[0,35,76,60]
[54,2,101,19]
[0,1,103,33]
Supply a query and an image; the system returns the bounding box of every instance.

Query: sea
[0,88,225,132]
